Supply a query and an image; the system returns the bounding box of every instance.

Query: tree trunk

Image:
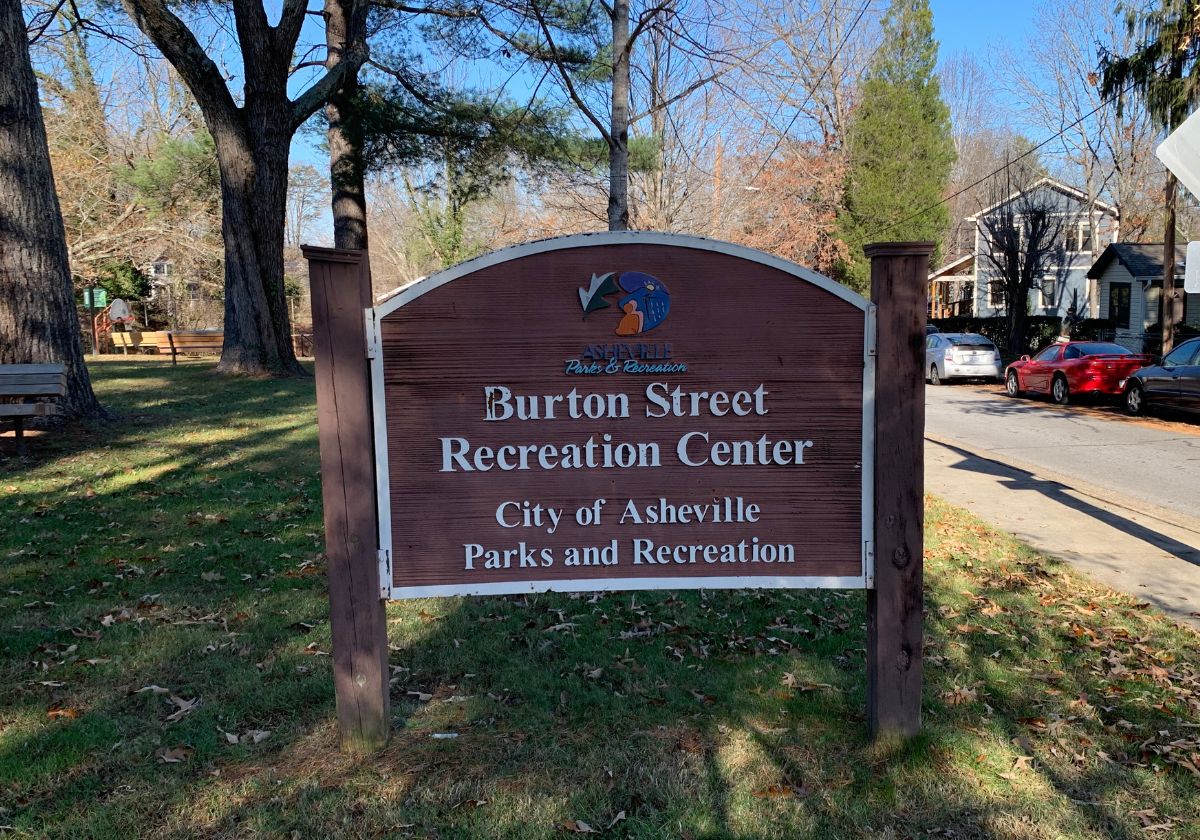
[326,0,368,252]
[1162,172,1177,355]
[211,123,305,377]
[0,0,104,419]
[607,0,631,231]
[1006,296,1028,358]
[116,0,353,379]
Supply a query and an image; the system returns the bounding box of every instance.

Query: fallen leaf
[753,783,812,798]
[200,572,224,582]
[781,672,836,692]
[165,695,201,722]
[136,685,171,695]
[47,705,79,719]
[243,729,271,744]
[606,811,627,829]
[944,686,978,706]
[156,745,194,763]
[556,819,598,833]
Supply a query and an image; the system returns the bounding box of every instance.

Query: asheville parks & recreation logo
[578,271,670,336]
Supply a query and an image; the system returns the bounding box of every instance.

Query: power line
[878,67,1164,238]
[746,0,875,186]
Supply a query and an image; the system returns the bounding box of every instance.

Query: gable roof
[965,177,1118,222]
[928,253,974,281]
[1085,243,1185,279]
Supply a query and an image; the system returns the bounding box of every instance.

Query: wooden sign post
[305,234,928,751]
[303,246,390,752]
[865,242,931,740]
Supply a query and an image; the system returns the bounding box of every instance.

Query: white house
[1086,243,1200,352]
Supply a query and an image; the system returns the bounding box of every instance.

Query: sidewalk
[926,436,1200,629]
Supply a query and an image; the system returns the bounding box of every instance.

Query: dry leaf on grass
[607,811,626,829]
[556,819,598,833]
[943,686,977,706]
[781,673,836,692]
[47,705,79,719]
[136,685,170,695]
[156,745,194,763]
[200,572,223,582]
[165,695,201,722]
[753,783,812,798]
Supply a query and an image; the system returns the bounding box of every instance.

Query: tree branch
[530,0,610,143]
[290,45,368,131]
[626,1,674,57]
[117,0,240,129]
[368,0,482,19]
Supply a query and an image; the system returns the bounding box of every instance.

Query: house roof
[928,253,974,281]
[1085,243,1185,279]
[965,177,1118,222]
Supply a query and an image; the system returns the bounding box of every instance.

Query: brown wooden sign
[304,234,929,750]
[369,233,875,598]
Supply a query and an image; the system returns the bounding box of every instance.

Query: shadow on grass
[0,363,1196,838]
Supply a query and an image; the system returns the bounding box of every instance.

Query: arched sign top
[374,231,870,318]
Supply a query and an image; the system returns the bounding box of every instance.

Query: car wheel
[930,365,943,386]
[1005,371,1022,397]
[1125,382,1146,416]
[1051,375,1070,405]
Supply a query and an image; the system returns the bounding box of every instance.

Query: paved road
[924,384,1200,627]
[925,384,1200,521]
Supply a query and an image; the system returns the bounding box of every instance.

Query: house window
[1077,223,1092,253]
[1041,275,1058,309]
[989,280,1006,309]
[1108,282,1131,330]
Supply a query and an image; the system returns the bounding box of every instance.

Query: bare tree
[749,0,880,150]
[978,171,1078,356]
[286,165,327,248]
[0,0,102,418]
[1003,0,1159,246]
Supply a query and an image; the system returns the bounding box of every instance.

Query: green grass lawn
[2,360,1198,839]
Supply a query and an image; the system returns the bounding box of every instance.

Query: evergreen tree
[837,0,955,293]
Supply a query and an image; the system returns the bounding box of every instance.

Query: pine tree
[837,0,955,293]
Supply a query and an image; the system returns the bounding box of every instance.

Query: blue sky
[931,0,1036,58]
[287,0,1045,240]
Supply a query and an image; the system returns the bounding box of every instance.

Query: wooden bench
[153,331,224,364]
[110,328,164,352]
[0,364,66,456]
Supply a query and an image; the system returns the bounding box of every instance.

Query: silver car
[925,332,1002,385]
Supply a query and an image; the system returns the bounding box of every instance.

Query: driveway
[924,383,1200,627]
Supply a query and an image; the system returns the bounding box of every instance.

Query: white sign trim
[374,231,871,318]
[392,575,869,600]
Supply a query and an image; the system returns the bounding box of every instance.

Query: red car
[1004,341,1153,405]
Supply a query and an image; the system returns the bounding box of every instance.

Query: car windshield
[949,334,993,347]
[1070,343,1131,356]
